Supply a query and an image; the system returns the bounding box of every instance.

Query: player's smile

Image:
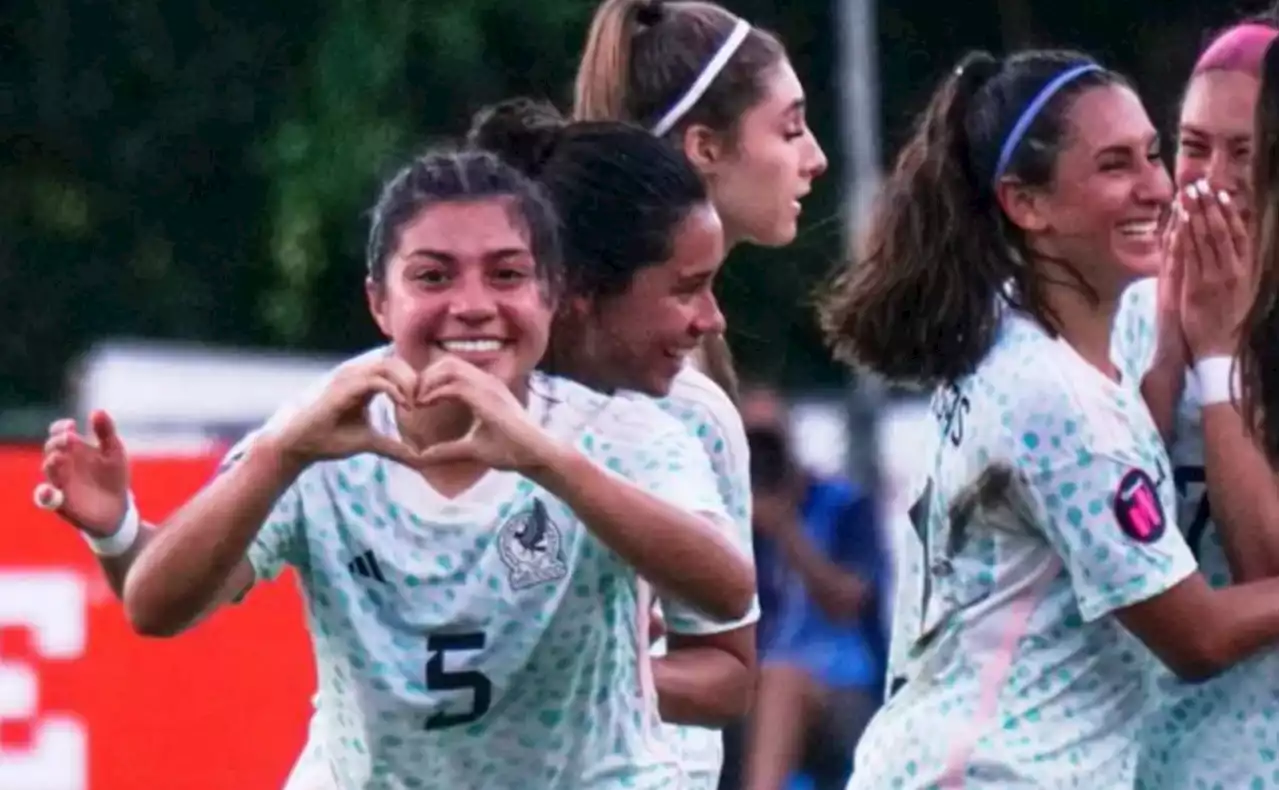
[1113,211,1165,262]
[369,198,555,393]
[435,337,512,367]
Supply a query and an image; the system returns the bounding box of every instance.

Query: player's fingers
[1175,211,1205,303]
[1160,202,1180,260]
[41,451,65,485]
[43,429,82,456]
[1184,180,1219,279]
[365,433,426,469]
[47,418,77,438]
[1167,228,1187,300]
[332,368,408,412]
[416,364,466,405]
[419,381,475,413]
[33,481,65,511]
[1199,186,1235,278]
[368,372,413,410]
[378,356,419,404]
[90,410,124,455]
[1219,191,1252,269]
[1177,185,1202,277]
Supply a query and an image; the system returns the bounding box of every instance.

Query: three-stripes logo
[348,550,388,584]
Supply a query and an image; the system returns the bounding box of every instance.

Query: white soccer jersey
[851,311,1195,789]
[883,475,931,703]
[1114,280,1280,790]
[645,365,759,789]
[227,358,734,789]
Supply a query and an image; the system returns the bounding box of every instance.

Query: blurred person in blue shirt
[721,386,887,790]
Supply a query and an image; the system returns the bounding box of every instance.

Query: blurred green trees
[0,0,1246,416]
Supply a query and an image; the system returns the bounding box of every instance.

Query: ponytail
[819,48,1120,388]
[820,52,1005,388]
[574,0,653,121]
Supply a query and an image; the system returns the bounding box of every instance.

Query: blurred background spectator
[716,384,887,790]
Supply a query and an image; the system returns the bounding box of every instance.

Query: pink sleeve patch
[1113,468,1167,543]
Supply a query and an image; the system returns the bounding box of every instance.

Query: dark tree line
[0,0,1245,431]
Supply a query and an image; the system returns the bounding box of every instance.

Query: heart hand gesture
[414,356,561,474]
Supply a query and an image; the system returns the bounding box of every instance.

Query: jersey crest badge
[498,499,568,590]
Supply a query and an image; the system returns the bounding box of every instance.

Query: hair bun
[635,0,664,27]
[467,97,567,179]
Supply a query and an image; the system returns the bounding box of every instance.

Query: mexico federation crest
[498,499,568,590]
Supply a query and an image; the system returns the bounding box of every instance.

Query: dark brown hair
[366,150,560,291]
[1238,35,1278,468]
[573,0,785,142]
[818,49,1128,388]
[467,98,707,300]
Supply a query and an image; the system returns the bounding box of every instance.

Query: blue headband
[992,63,1102,183]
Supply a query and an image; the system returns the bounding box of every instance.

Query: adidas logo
[348,550,388,584]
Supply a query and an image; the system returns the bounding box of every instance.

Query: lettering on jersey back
[931,384,970,448]
[498,499,568,590]
[1114,467,1166,544]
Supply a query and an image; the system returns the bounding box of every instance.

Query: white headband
[651,18,751,137]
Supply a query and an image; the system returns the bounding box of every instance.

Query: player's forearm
[1140,354,1186,442]
[1193,577,1280,679]
[1201,403,1279,580]
[652,648,753,725]
[96,524,158,600]
[527,446,753,622]
[1130,574,1280,682]
[124,438,302,636]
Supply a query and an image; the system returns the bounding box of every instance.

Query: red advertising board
[0,448,314,790]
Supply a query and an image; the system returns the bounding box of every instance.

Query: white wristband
[83,496,142,557]
[1192,356,1240,407]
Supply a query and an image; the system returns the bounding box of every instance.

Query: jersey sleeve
[613,417,733,533]
[595,400,760,634]
[1020,389,1196,622]
[653,373,760,634]
[217,428,308,584]
[643,417,760,635]
[1111,277,1159,384]
[218,347,391,585]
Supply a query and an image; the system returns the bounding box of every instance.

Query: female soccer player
[573,4,834,786]
[1109,14,1280,790]
[40,104,762,790]
[574,0,828,401]
[41,149,754,788]
[467,97,759,734]
[819,48,1279,788]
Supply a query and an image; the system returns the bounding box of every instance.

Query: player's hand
[39,410,131,537]
[1179,178,1253,360]
[1152,202,1190,368]
[271,355,423,468]
[415,356,559,473]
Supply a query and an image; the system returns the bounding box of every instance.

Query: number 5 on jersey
[424,632,492,731]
